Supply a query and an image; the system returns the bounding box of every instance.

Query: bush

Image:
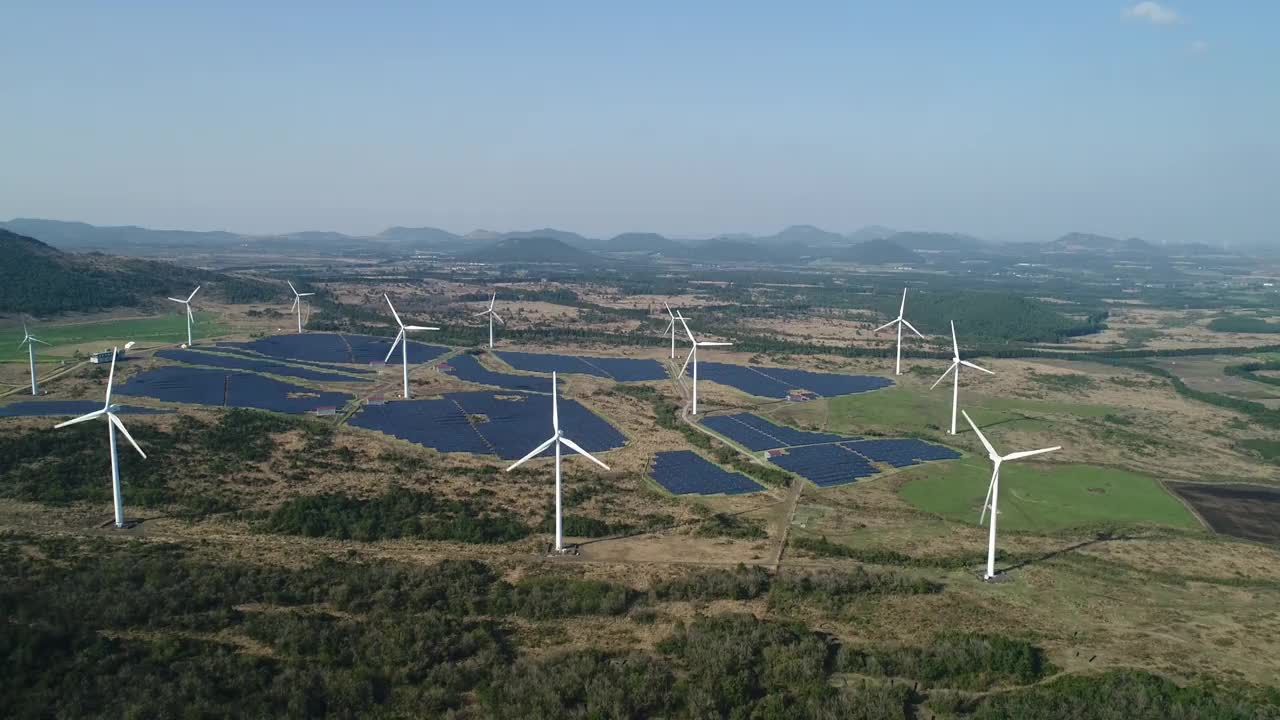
[837,633,1054,690]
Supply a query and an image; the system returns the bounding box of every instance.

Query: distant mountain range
[463,236,603,266]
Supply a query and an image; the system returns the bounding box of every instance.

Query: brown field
[1167,482,1280,546]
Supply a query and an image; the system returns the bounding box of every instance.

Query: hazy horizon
[3,2,1276,245]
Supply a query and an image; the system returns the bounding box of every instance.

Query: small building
[436,362,454,372]
[786,390,817,402]
[366,395,386,406]
[89,348,126,364]
[767,449,786,458]
[314,406,337,417]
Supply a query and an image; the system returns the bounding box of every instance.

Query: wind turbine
[475,292,503,349]
[287,281,314,334]
[931,321,994,435]
[662,302,691,360]
[54,343,145,529]
[18,322,50,395]
[384,293,439,399]
[506,372,610,553]
[874,288,925,375]
[962,410,1060,581]
[677,316,733,415]
[167,285,200,347]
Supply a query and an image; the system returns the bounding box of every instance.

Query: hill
[757,225,845,246]
[835,238,921,265]
[375,226,461,246]
[463,236,603,265]
[886,231,985,252]
[0,229,277,314]
[500,228,596,249]
[601,232,683,254]
[847,225,897,243]
[1,218,243,251]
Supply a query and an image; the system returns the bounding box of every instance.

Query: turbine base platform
[980,571,1014,584]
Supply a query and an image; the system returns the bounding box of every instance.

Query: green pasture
[0,313,228,362]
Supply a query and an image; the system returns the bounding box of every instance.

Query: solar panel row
[116,366,353,415]
[649,450,765,495]
[231,333,448,365]
[841,439,961,467]
[769,444,880,487]
[0,400,171,418]
[156,349,371,384]
[695,361,893,398]
[702,413,854,450]
[445,354,551,392]
[495,351,666,382]
[208,345,376,374]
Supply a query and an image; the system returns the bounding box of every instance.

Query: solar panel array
[156,349,371,383]
[229,333,448,365]
[208,346,376,374]
[0,400,170,418]
[769,444,880,487]
[116,367,353,414]
[841,439,961,467]
[444,354,550,392]
[349,391,626,460]
[649,450,765,495]
[702,413,853,451]
[495,351,666,381]
[696,361,893,398]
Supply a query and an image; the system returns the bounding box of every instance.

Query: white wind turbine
[677,316,733,415]
[874,288,925,375]
[931,321,994,435]
[18,322,50,396]
[662,302,691,360]
[475,292,504,349]
[167,285,200,347]
[384,293,440,399]
[506,372,610,553]
[54,343,145,529]
[287,281,314,334]
[962,410,1060,581]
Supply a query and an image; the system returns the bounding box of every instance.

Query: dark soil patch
[1167,482,1280,545]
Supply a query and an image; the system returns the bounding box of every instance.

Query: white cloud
[1125,1,1182,25]
[1188,39,1209,55]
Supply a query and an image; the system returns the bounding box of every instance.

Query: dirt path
[0,360,89,398]
[771,477,803,571]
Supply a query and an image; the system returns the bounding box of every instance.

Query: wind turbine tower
[54,343,146,529]
[931,321,994,435]
[167,285,200,347]
[476,292,504,349]
[662,303,691,360]
[506,373,610,553]
[18,323,50,395]
[874,288,925,375]
[962,410,1060,581]
[287,281,315,334]
[677,316,733,415]
[383,293,440,399]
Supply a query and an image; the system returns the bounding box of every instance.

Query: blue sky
[1,1,1275,244]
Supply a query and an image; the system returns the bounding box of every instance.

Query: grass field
[0,314,228,362]
[897,458,1200,531]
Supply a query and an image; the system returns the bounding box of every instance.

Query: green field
[897,458,1200,531]
[0,314,227,362]
[775,384,1116,440]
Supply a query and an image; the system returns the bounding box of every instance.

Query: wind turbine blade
[290,296,299,312]
[298,293,315,297]
[678,316,695,343]
[873,319,897,333]
[960,360,994,375]
[951,320,959,359]
[505,435,557,471]
[383,330,403,363]
[551,372,559,432]
[287,280,298,295]
[662,319,674,334]
[489,292,496,310]
[33,337,51,346]
[384,294,404,328]
[678,347,694,378]
[961,410,998,458]
[167,297,185,303]
[104,348,118,408]
[187,285,201,302]
[1002,446,1061,462]
[979,467,997,524]
[560,436,610,470]
[664,301,674,318]
[109,413,147,459]
[475,309,491,316]
[930,363,958,390]
[698,341,733,347]
[492,312,504,324]
[899,288,908,317]
[403,325,439,331]
[54,409,106,428]
[902,318,926,339]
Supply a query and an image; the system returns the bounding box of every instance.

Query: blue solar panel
[696,361,893,398]
[208,346,376,374]
[156,349,371,383]
[444,354,549,392]
[0,400,171,418]
[769,444,880,488]
[841,439,961,468]
[116,367,352,414]
[230,333,447,365]
[495,351,666,381]
[650,450,764,495]
[348,391,626,460]
[702,413,855,451]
